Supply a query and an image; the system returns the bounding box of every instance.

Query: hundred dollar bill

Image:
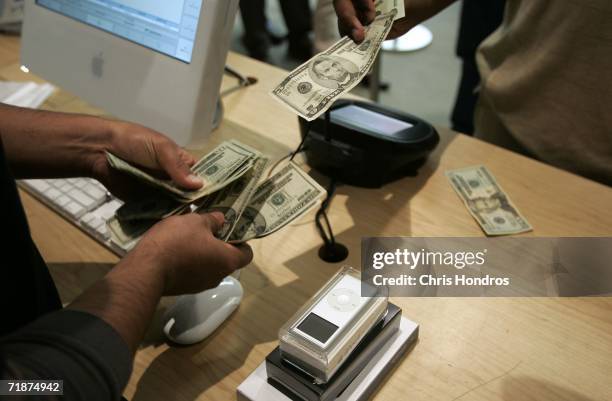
[106,139,260,202]
[271,10,396,121]
[375,0,405,20]
[446,166,533,236]
[229,162,326,242]
[196,156,269,240]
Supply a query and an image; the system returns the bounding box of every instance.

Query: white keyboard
[19,178,128,255]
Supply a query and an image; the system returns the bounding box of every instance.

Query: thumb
[199,212,226,233]
[157,144,203,190]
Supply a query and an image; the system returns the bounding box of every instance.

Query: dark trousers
[239,0,312,46]
[451,0,506,135]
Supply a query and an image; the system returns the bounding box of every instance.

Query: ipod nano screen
[297,313,338,343]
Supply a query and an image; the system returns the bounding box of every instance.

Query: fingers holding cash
[106,140,326,250]
[271,10,396,121]
[271,1,404,121]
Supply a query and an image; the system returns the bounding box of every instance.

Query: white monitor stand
[21,0,239,146]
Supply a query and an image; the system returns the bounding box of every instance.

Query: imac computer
[20,0,239,146]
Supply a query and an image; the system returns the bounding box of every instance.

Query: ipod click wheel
[279,266,389,383]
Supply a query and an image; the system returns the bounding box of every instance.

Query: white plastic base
[237,317,419,401]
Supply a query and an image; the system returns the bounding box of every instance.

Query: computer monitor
[20,0,239,146]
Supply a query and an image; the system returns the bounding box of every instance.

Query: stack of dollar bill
[105,140,326,250]
[271,1,404,120]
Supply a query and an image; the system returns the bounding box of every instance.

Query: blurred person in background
[334,0,612,186]
[451,0,505,135]
[314,0,340,53]
[239,0,313,62]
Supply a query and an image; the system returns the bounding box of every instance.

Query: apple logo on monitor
[92,52,104,78]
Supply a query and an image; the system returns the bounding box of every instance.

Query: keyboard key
[25,179,50,193]
[58,182,73,192]
[84,216,104,231]
[83,184,106,201]
[67,189,96,208]
[55,195,71,207]
[62,201,86,219]
[43,188,62,201]
[81,213,96,224]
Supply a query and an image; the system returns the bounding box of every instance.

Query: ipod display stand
[238,267,419,401]
[237,307,419,401]
[279,267,388,384]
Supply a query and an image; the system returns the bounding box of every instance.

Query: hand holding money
[106,140,326,250]
[271,9,397,121]
[334,0,408,41]
[128,211,253,295]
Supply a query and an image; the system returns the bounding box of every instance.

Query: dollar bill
[106,139,260,202]
[107,216,155,250]
[229,162,326,242]
[375,0,405,20]
[446,166,533,236]
[115,193,185,222]
[271,10,396,121]
[195,156,269,240]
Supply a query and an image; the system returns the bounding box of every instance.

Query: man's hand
[333,0,456,43]
[69,211,253,352]
[333,0,376,43]
[0,104,203,198]
[131,212,253,295]
[90,121,203,200]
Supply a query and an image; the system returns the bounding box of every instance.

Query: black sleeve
[0,310,132,401]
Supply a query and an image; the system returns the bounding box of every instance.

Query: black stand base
[318,242,349,263]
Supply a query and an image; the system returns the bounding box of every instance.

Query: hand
[333,0,376,43]
[334,0,418,42]
[90,120,203,200]
[131,212,253,295]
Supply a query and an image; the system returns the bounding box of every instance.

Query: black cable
[267,147,308,178]
[315,178,338,246]
[289,121,312,162]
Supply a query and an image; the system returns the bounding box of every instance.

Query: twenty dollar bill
[446,166,533,236]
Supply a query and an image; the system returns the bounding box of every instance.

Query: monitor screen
[36,0,202,63]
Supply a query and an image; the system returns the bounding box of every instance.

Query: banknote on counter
[106,139,260,202]
[271,10,396,121]
[446,166,533,236]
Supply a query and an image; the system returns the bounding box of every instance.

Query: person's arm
[67,212,253,352]
[333,0,457,42]
[0,103,202,199]
[0,212,253,400]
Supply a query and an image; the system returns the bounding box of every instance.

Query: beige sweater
[476,0,612,185]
